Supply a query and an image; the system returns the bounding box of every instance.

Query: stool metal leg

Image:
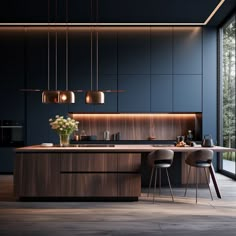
[196,167,198,204]
[166,168,174,202]
[148,167,154,197]
[184,166,191,197]
[204,167,213,200]
[159,168,161,196]
[153,166,158,203]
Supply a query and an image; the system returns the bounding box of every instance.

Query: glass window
[219,15,236,177]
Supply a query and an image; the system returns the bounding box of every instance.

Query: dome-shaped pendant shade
[42,90,75,104]
[59,90,75,103]
[85,91,105,104]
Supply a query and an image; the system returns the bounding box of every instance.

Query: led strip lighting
[0,0,225,26]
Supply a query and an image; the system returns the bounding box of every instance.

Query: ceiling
[97,0,235,26]
[0,0,235,26]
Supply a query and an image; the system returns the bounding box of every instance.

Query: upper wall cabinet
[173,75,202,112]
[151,75,172,112]
[99,32,117,75]
[118,75,150,112]
[118,30,150,75]
[151,27,172,74]
[173,27,202,75]
[0,30,25,120]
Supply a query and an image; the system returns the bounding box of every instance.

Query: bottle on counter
[104,130,110,140]
[186,130,193,145]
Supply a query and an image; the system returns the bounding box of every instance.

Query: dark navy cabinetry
[173,27,202,75]
[173,75,202,112]
[151,75,173,112]
[118,31,150,75]
[118,75,150,112]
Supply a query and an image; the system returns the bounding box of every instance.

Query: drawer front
[118,174,141,197]
[117,153,141,172]
[61,173,118,197]
[61,153,117,172]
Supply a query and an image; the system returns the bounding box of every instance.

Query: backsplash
[69,113,202,141]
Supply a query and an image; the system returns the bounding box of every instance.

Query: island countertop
[15,144,235,153]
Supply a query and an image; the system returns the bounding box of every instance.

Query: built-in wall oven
[0,120,24,147]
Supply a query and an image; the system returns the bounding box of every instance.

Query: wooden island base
[14,152,141,200]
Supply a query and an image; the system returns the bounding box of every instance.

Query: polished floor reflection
[0,174,236,236]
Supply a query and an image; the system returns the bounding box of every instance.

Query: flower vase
[59,134,70,146]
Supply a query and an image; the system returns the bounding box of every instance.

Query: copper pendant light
[85,0,105,104]
[42,0,75,104]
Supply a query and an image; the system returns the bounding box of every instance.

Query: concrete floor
[0,174,236,236]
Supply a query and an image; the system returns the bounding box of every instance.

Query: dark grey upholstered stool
[184,149,214,203]
[147,149,174,202]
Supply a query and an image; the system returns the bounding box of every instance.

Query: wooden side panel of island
[14,153,60,197]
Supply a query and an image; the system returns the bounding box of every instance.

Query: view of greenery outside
[222,16,236,174]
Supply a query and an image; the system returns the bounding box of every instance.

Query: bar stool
[184,149,214,203]
[147,149,174,202]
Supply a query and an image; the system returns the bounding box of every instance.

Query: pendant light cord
[96,0,99,91]
[96,31,98,91]
[90,0,93,91]
[55,0,58,90]
[66,0,68,90]
[47,0,50,90]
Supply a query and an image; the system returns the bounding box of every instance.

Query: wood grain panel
[117,154,141,172]
[70,113,202,141]
[60,153,117,172]
[118,174,141,197]
[61,174,118,197]
[14,153,60,197]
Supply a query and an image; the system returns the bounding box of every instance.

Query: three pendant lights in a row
[42,90,104,104]
[42,30,105,105]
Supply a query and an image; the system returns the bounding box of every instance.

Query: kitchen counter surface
[15,144,235,153]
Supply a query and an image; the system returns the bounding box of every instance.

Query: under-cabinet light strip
[0,0,225,26]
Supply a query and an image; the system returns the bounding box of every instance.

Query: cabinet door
[118,154,141,172]
[61,173,118,197]
[173,75,202,112]
[118,174,141,197]
[0,30,25,120]
[61,153,117,172]
[118,31,150,74]
[0,148,14,173]
[151,75,172,112]
[151,27,172,74]
[173,27,202,74]
[14,153,60,197]
[118,75,150,112]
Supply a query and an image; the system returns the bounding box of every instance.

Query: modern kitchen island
[14,144,235,200]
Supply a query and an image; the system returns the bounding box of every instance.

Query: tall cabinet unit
[118,31,151,112]
[150,28,173,112]
[0,30,25,172]
[173,27,202,112]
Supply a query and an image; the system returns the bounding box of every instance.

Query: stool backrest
[185,149,214,166]
[148,149,174,167]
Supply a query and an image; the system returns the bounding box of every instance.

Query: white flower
[49,115,79,135]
